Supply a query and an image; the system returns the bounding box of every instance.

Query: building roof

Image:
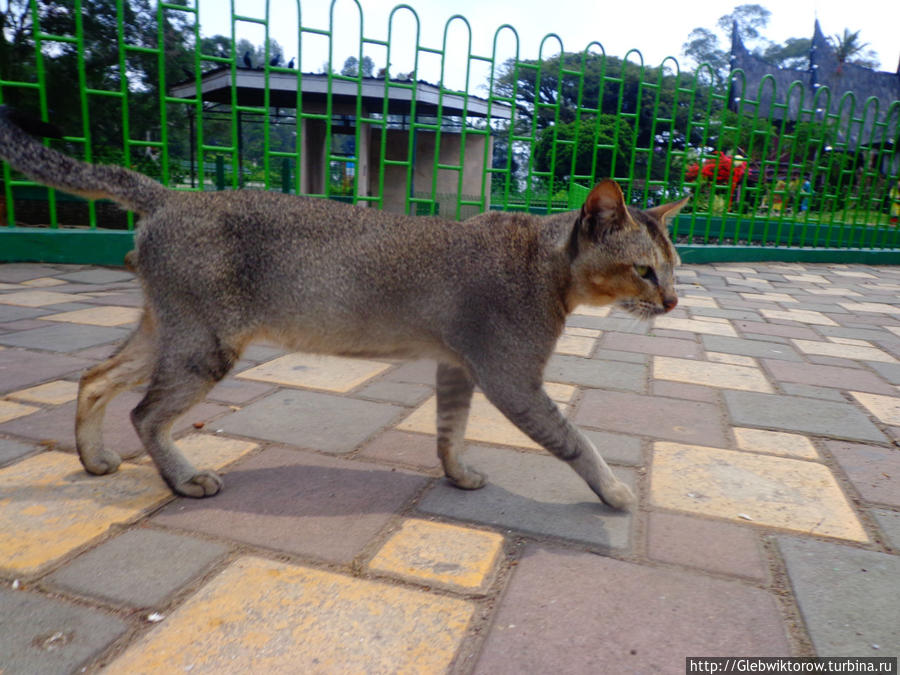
[169,67,513,121]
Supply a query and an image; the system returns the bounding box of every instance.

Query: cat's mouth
[616,298,671,320]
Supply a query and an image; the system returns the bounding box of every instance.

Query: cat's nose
[662,296,678,312]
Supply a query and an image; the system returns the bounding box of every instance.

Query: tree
[761,37,811,70]
[829,29,880,70]
[340,55,375,78]
[682,3,774,82]
[532,116,634,188]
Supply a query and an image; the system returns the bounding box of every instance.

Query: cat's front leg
[435,363,486,489]
[479,379,635,510]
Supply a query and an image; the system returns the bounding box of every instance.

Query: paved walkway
[0,260,899,673]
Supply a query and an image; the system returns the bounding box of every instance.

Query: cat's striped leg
[435,363,485,489]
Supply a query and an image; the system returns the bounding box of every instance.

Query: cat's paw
[601,480,635,511]
[80,449,122,476]
[446,467,487,490]
[173,470,223,498]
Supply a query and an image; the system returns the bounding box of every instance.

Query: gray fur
[0,107,687,510]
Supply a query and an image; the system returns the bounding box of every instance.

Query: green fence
[1,0,899,265]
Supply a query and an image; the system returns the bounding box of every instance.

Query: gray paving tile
[0,305,51,322]
[56,269,134,284]
[576,390,729,447]
[0,324,129,352]
[778,537,900,656]
[0,588,127,675]
[733,320,819,340]
[206,377,275,405]
[355,379,433,406]
[0,264,62,283]
[474,546,790,674]
[417,445,634,550]
[0,438,37,466]
[827,441,900,508]
[760,360,897,395]
[46,529,228,607]
[583,429,643,466]
[544,354,646,392]
[0,349,94,393]
[724,392,887,443]
[866,362,900,386]
[600,333,701,359]
[871,509,900,551]
[216,389,403,454]
[153,446,428,564]
[701,335,802,361]
[382,359,437,385]
[356,430,442,470]
[779,383,847,402]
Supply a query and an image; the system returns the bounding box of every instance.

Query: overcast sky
[197,0,899,90]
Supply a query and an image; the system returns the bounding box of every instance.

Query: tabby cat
[0,106,686,510]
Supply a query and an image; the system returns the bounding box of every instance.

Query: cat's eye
[634,265,652,279]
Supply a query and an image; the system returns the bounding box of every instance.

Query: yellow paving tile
[759,309,838,326]
[678,295,718,308]
[104,556,474,674]
[888,327,900,339]
[237,353,391,393]
[0,399,39,423]
[653,316,738,337]
[572,304,611,317]
[653,356,773,393]
[564,326,602,338]
[838,301,900,315]
[176,434,259,468]
[850,391,900,426]
[397,392,567,450]
[0,282,20,290]
[0,290,78,307]
[0,452,171,575]
[784,274,829,284]
[39,305,141,326]
[832,270,876,278]
[803,287,861,297]
[791,339,896,363]
[707,352,757,367]
[827,337,876,348]
[369,519,503,591]
[20,277,67,287]
[7,380,79,405]
[650,442,868,542]
[545,382,576,403]
[554,334,596,356]
[740,292,798,303]
[733,427,819,461]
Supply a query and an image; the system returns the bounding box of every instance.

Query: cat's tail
[0,106,169,215]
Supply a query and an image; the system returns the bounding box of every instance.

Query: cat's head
[566,179,688,319]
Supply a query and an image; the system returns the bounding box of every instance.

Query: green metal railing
[1,0,899,265]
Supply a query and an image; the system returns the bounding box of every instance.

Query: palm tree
[829,29,880,70]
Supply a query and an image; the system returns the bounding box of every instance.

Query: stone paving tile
[733,427,819,460]
[7,379,78,405]
[398,393,554,450]
[792,339,897,363]
[600,332,702,358]
[216,389,402,453]
[778,537,900,656]
[0,323,130,352]
[0,304,52,322]
[38,305,140,327]
[826,441,900,508]
[576,390,729,447]
[57,268,134,284]
[0,290,81,307]
[760,360,897,395]
[417,445,634,550]
[0,399,39,423]
[653,316,738,337]
[380,358,436,385]
[237,352,391,393]
[154,446,429,564]
[651,442,868,541]
[653,356,773,393]
[206,377,274,405]
[45,528,228,608]
[543,354,646,391]
[20,276,66,287]
[583,429,643,466]
[647,511,767,580]
[780,383,848,402]
[724,391,888,442]
[0,349,94,392]
[871,509,900,551]
[0,588,129,675]
[0,437,37,466]
[554,333,596,356]
[356,429,442,470]
[104,556,474,674]
[866,361,900,385]
[700,335,803,361]
[850,391,900,426]
[474,546,790,674]
[733,320,820,340]
[759,308,838,326]
[651,379,720,403]
[368,518,504,592]
[0,264,64,283]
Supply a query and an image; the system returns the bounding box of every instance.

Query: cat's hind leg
[130,331,241,497]
[435,363,485,489]
[76,311,157,475]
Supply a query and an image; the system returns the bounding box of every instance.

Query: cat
[0,106,687,510]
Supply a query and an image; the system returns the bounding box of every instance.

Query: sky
[194,0,899,91]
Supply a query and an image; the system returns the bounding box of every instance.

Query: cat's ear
[644,195,691,224]
[579,179,629,239]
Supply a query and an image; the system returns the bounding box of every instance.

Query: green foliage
[533,115,634,185]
